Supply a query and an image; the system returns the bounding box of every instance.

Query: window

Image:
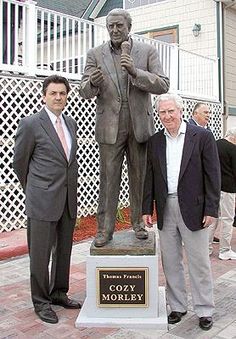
[149,29,177,43]
[145,28,178,44]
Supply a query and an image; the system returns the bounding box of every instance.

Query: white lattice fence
[0,75,222,232]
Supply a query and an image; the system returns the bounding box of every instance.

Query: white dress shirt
[165,120,186,194]
[45,106,72,156]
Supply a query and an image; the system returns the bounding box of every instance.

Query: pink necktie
[55,117,69,160]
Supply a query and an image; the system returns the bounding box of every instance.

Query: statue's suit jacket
[79,40,170,144]
[13,108,78,221]
[142,123,221,231]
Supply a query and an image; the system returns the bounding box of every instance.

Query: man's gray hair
[192,102,208,115]
[106,8,132,29]
[155,93,183,111]
[225,127,236,138]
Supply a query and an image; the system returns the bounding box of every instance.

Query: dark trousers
[97,103,147,235]
[27,202,76,310]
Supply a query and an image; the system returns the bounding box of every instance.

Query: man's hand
[202,215,215,228]
[142,214,153,228]
[120,54,137,78]
[90,66,104,87]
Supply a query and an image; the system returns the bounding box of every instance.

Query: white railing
[35,6,109,79]
[0,0,219,101]
[178,48,219,101]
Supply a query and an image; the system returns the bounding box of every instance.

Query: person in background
[79,8,169,247]
[13,75,81,324]
[189,102,211,129]
[142,93,221,331]
[189,102,220,243]
[209,127,236,260]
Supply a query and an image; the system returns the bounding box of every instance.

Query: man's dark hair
[42,75,71,95]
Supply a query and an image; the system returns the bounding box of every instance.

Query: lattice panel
[0,75,222,232]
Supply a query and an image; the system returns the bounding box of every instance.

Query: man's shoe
[94,233,112,247]
[135,226,148,240]
[213,236,219,243]
[219,249,236,260]
[199,317,213,331]
[35,307,58,324]
[51,296,81,309]
[168,311,187,324]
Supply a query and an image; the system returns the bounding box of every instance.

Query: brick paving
[0,226,236,338]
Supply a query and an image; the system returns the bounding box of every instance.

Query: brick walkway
[0,226,236,338]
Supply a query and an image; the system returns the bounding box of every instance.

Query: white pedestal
[76,286,167,329]
[75,231,167,329]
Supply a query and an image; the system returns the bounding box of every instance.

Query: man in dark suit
[188,102,211,130]
[189,102,220,244]
[13,75,81,324]
[142,93,221,331]
[79,8,169,247]
[209,127,236,259]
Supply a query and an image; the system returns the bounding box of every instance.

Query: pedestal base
[75,287,167,329]
[75,231,167,330]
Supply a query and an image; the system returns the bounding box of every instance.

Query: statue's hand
[120,54,137,78]
[90,66,104,87]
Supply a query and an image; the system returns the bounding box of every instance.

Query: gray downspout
[216,1,226,134]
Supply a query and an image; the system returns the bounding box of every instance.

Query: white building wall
[225,116,236,128]
[224,7,236,108]
[95,0,218,59]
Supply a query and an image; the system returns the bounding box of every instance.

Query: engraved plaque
[97,268,148,307]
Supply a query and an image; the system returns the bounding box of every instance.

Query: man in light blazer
[142,93,221,331]
[13,75,81,324]
[79,8,169,247]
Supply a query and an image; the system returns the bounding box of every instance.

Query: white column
[169,43,178,92]
[25,0,37,76]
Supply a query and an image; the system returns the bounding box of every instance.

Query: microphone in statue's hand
[121,41,131,71]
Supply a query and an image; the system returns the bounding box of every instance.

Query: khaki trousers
[209,191,236,253]
[159,195,214,317]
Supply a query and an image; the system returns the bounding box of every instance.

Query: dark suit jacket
[216,138,236,193]
[13,109,78,221]
[188,117,211,131]
[79,39,169,144]
[142,123,221,231]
